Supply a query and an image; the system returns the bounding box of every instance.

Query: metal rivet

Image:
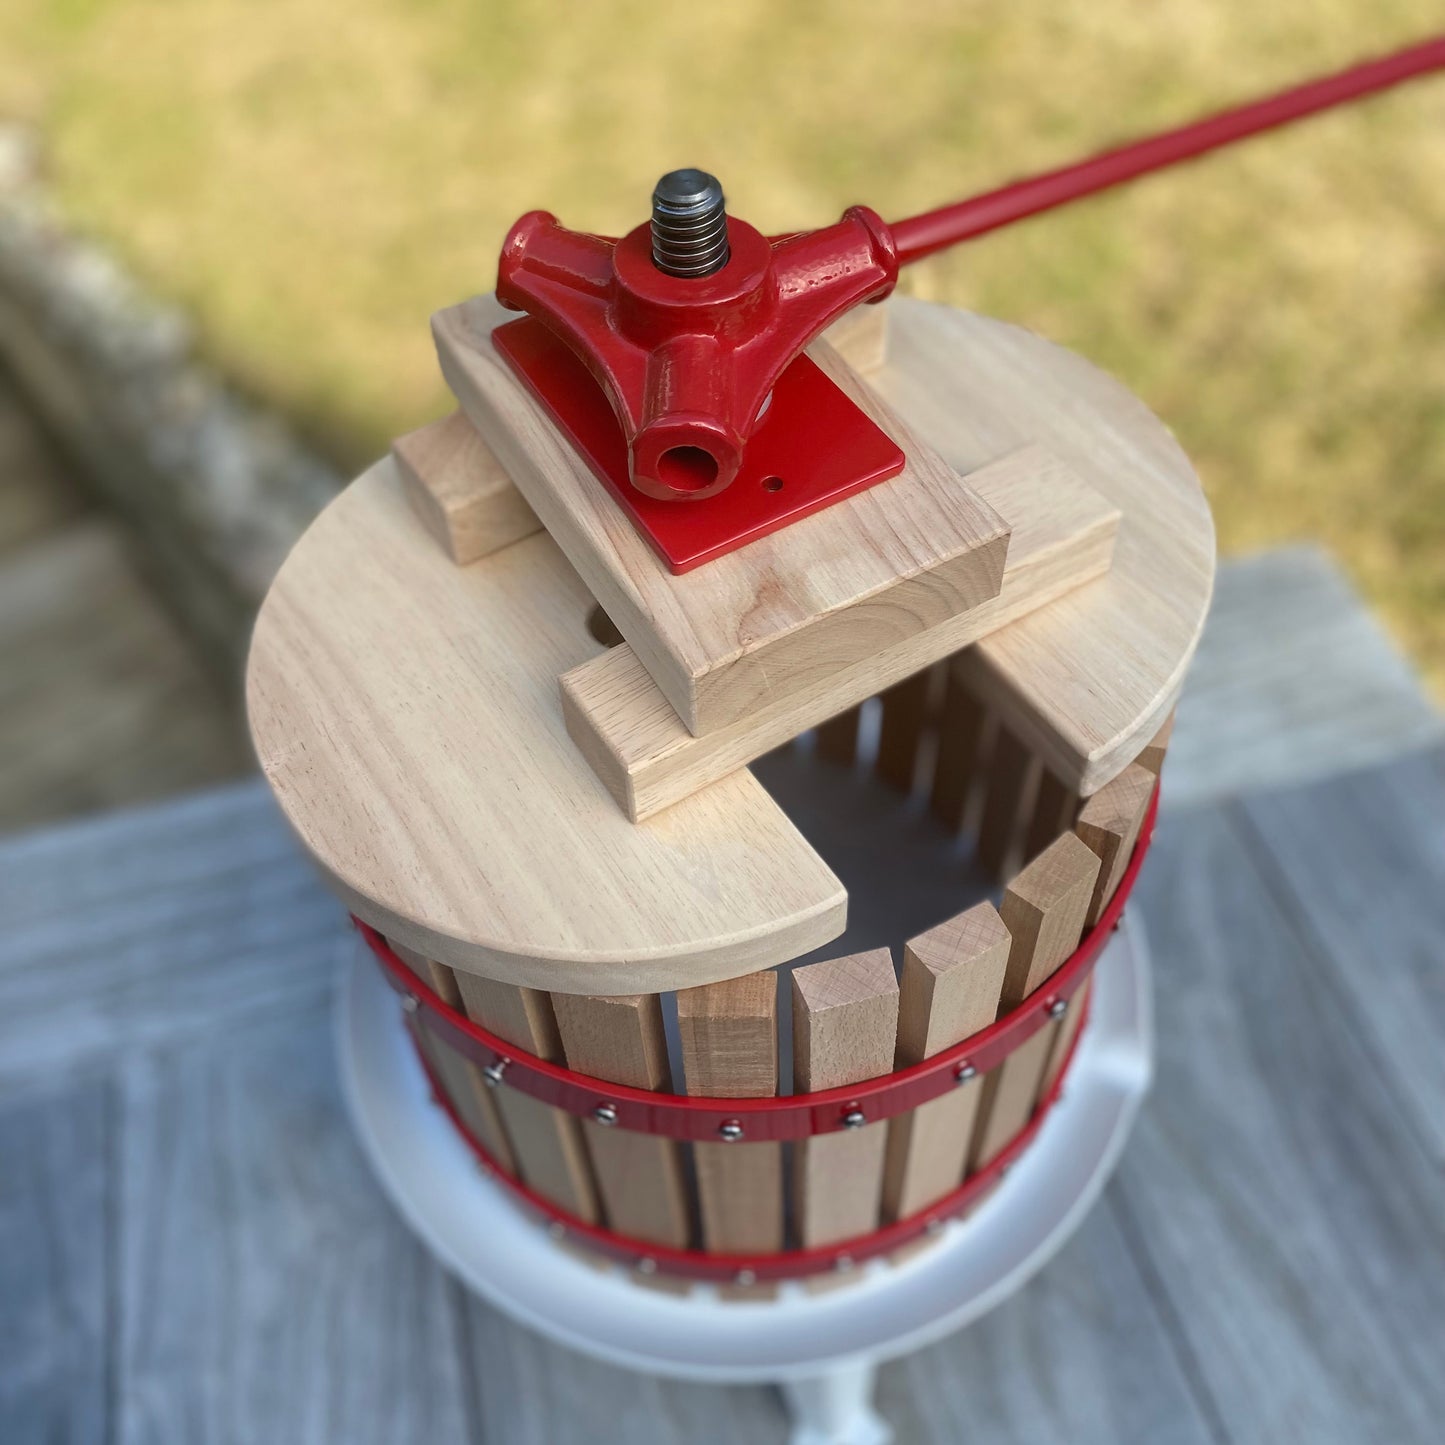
[834,1253,855,1273]
[841,1107,866,1130]
[954,1061,977,1085]
[734,1268,757,1287]
[401,994,419,1015]
[593,1102,619,1126]
[1047,997,1068,1020]
[636,1257,657,1276]
[925,1217,945,1237]
[718,1119,744,1142]
[548,1221,567,1240]
[482,1057,510,1088]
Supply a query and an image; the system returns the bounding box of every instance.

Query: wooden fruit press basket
[246,165,1212,1442]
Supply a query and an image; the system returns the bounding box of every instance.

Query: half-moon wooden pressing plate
[247,461,847,994]
[877,298,1214,793]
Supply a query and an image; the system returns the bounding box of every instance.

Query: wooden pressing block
[562,448,1120,821]
[393,303,889,572]
[247,456,847,995]
[870,299,1215,794]
[392,410,540,565]
[433,294,1011,736]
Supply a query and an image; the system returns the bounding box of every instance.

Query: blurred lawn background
[1,1,1441,689]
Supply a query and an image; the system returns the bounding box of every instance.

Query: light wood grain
[561,448,1119,820]
[455,977,599,1222]
[974,723,1038,882]
[677,972,783,1255]
[1023,768,1080,867]
[883,903,1011,1221]
[551,992,689,1249]
[823,299,889,375]
[1137,709,1175,777]
[1074,763,1156,927]
[411,1021,517,1176]
[433,294,1010,736]
[969,832,1100,1169]
[792,949,899,1249]
[246,456,846,995]
[876,671,931,793]
[392,409,540,565]
[876,297,1214,795]
[929,661,987,831]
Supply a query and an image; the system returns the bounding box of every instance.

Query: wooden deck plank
[878,1201,1219,1445]
[0,1080,112,1445]
[1236,747,1445,1163]
[1167,546,1442,808]
[116,1011,473,1445]
[1117,804,1445,1445]
[0,782,342,1095]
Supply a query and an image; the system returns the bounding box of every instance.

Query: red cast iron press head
[489,37,1445,569]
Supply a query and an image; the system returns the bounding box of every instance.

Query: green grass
[3,1,1442,692]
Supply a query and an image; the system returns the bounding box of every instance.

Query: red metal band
[407,990,1090,1283]
[358,783,1156,1144]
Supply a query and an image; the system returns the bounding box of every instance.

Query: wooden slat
[883,903,1011,1221]
[975,724,1039,881]
[558,449,1119,821]
[929,660,988,830]
[389,940,515,1174]
[814,706,861,767]
[1023,767,1079,867]
[792,949,899,1249]
[452,973,599,1222]
[876,671,931,792]
[392,410,540,565]
[968,832,1100,1169]
[1137,708,1176,777]
[676,972,783,1255]
[549,992,690,1250]
[1038,762,1157,1093]
[1075,764,1156,928]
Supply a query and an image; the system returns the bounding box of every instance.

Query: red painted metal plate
[493,316,906,573]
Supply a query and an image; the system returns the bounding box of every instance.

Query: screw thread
[651,169,730,278]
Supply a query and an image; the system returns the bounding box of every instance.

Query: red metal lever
[495,34,1444,508]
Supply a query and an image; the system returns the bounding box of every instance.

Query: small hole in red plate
[762,475,784,493]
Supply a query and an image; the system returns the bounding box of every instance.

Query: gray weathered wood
[1237,747,1445,1164]
[0,1080,111,1445]
[1116,804,1445,1445]
[879,1201,1218,1445]
[1167,546,1443,808]
[117,1010,473,1445]
[0,782,343,1095]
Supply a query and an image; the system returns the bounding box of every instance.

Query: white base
[337,916,1152,1443]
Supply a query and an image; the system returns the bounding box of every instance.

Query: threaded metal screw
[651,169,730,278]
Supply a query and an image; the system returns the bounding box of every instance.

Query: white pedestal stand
[337,916,1152,1445]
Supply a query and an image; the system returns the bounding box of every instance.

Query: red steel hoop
[359,784,1156,1143]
